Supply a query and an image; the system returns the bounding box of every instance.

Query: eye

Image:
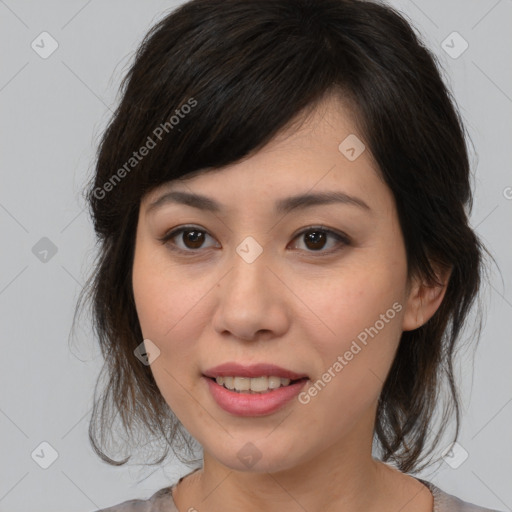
[159,225,219,253]
[289,226,350,254]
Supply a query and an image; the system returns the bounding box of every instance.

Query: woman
[79,0,502,510]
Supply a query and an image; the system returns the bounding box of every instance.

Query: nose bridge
[225,242,270,305]
[212,239,288,340]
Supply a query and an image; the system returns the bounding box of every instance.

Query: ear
[402,266,452,331]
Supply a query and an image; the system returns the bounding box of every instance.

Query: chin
[205,439,305,474]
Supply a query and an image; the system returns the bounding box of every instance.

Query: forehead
[142,94,389,213]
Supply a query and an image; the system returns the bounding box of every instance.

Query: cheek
[294,257,407,413]
[132,238,206,342]
[132,244,192,394]
[132,248,207,418]
[303,258,406,348]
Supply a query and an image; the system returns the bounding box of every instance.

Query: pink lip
[202,362,308,380]
[203,376,309,417]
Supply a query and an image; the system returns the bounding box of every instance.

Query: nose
[211,248,290,342]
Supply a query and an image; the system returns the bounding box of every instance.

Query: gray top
[93,471,503,512]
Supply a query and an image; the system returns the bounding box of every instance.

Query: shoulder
[92,467,201,512]
[91,485,177,512]
[417,478,505,512]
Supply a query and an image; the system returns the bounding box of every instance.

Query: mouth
[204,375,309,394]
[201,362,310,416]
[202,374,310,416]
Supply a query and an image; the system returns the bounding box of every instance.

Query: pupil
[305,230,326,250]
[184,230,204,248]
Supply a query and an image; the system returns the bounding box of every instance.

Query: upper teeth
[215,376,293,393]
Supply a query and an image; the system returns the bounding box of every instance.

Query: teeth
[215,376,294,393]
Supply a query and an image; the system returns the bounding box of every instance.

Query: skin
[132,94,449,512]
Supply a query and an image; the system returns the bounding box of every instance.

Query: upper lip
[203,363,309,380]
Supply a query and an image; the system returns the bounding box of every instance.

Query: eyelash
[158,225,351,257]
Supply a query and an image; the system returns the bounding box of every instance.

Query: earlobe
[402,267,451,332]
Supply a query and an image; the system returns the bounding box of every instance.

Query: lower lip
[203,376,309,417]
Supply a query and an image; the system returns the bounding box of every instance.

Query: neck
[172,411,433,512]
[182,438,390,512]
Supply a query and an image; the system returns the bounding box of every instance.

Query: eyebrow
[146,190,372,215]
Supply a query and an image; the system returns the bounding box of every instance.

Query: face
[132,95,422,475]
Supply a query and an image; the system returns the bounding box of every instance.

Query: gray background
[0,1,511,511]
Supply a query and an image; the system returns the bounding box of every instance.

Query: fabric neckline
[168,469,442,512]
[415,477,443,512]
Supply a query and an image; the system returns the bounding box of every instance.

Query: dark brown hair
[75,0,488,473]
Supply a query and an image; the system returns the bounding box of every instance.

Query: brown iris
[181,229,205,249]
[303,230,327,251]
